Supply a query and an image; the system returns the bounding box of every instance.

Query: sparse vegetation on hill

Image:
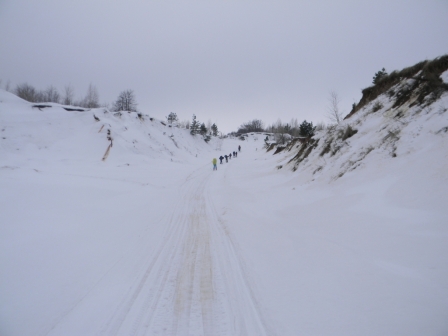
[372,68,388,85]
[112,89,138,112]
[237,119,265,133]
[269,54,448,181]
[327,91,344,124]
[11,81,101,108]
[345,54,448,119]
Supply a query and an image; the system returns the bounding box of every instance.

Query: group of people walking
[212,145,241,170]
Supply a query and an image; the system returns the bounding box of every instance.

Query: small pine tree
[372,68,388,85]
[199,123,207,136]
[190,114,199,135]
[211,123,218,136]
[299,120,316,137]
[166,112,178,124]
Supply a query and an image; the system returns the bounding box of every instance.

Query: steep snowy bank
[273,57,448,187]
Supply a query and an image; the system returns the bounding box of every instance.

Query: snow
[441,69,448,84]
[1,88,448,335]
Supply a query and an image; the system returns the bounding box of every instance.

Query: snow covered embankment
[0,89,213,169]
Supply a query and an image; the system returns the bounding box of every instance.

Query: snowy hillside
[272,58,448,187]
[0,89,217,168]
[1,56,448,336]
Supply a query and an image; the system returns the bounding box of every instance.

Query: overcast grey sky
[1,0,447,132]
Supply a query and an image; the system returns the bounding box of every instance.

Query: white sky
[1,0,447,133]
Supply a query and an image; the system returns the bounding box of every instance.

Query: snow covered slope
[273,63,448,188]
[0,89,216,169]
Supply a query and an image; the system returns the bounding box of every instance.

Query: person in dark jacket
[229,153,232,159]
[219,155,224,164]
[238,145,241,152]
[224,154,228,162]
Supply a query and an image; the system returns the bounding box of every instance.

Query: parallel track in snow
[101,165,271,336]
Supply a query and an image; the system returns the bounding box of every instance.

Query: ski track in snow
[99,165,270,336]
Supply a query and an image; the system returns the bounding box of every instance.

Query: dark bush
[299,120,316,137]
[371,101,383,113]
[341,125,358,141]
[373,68,388,84]
[320,140,332,156]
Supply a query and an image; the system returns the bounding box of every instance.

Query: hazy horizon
[1,0,447,132]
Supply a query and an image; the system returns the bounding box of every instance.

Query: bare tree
[237,119,264,133]
[315,121,326,132]
[15,83,38,102]
[179,119,190,129]
[290,118,299,129]
[101,102,110,109]
[112,89,137,112]
[327,91,343,124]
[206,119,212,134]
[83,83,100,108]
[289,118,300,137]
[5,80,11,92]
[43,86,60,103]
[63,85,75,105]
[274,132,290,144]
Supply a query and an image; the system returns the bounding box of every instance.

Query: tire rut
[102,164,272,335]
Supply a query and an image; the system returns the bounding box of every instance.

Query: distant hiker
[229,153,232,159]
[234,151,237,158]
[225,155,228,162]
[212,158,217,171]
[238,145,241,152]
[219,155,224,164]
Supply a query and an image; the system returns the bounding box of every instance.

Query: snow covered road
[98,164,270,336]
[0,91,275,335]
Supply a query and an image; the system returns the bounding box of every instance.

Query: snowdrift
[0,88,216,170]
